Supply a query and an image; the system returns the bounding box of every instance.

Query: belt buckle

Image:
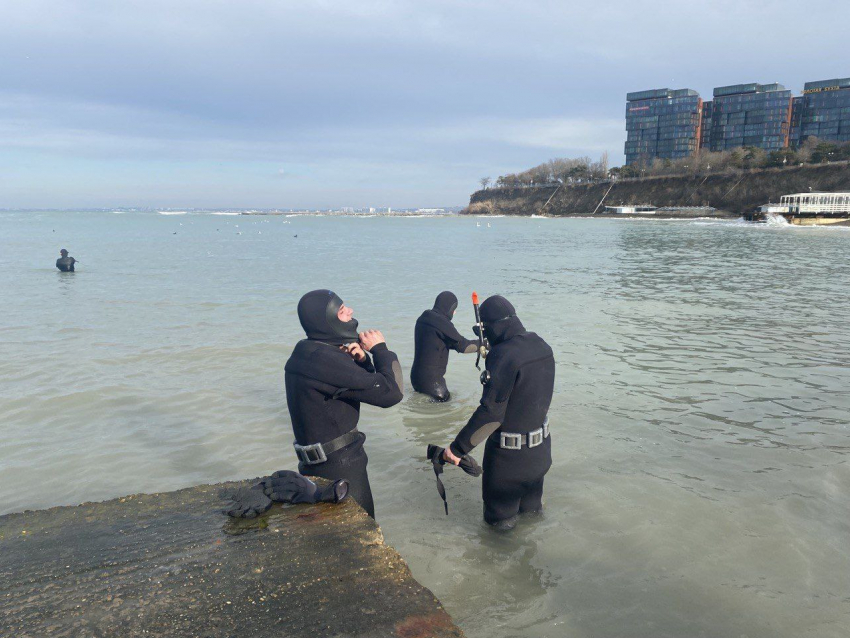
[543,417,550,438]
[294,442,327,465]
[528,427,544,448]
[500,432,522,450]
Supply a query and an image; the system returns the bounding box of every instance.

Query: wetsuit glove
[261,470,349,504]
[222,484,273,519]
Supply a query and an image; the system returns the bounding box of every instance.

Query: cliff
[466,162,850,217]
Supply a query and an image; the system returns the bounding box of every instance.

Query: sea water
[1,212,849,638]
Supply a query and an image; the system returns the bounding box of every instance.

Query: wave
[157,211,188,215]
[209,212,240,216]
[765,213,791,227]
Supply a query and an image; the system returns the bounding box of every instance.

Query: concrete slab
[0,480,464,638]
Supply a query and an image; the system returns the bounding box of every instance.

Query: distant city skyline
[1,0,847,209]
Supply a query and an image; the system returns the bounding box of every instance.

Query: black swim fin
[426,444,482,515]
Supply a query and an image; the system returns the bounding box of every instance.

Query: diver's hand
[341,342,367,362]
[358,330,385,352]
[443,447,461,466]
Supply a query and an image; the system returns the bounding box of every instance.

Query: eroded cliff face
[466,163,850,216]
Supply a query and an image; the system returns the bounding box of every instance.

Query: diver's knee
[486,514,519,531]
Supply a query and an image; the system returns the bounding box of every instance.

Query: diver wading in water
[284,290,404,518]
[411,291,479,401]
[56,249,76,272]
[443,295,555,529]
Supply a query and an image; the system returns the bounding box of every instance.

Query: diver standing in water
[411,291,479,401]
[55,249,76,272]
[284,290,404,518]
[443,295,555,530]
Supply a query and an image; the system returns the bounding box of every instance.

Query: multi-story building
[624,88,702,166]
[708,83,793,152]
[798,77,850,144]
[625,76,848,164]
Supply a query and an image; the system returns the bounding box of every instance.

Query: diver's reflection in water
[57,270,77,294]
[399,391,474,449]
[459,520,557,631]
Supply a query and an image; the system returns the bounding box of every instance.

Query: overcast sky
[1,0,847,209]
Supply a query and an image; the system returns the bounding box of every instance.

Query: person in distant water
[56,249,76,272]
[411,291,479,402]
[443,295,555,530]
[284,290,404,518]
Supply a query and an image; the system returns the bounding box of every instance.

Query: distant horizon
[0,205,468,213]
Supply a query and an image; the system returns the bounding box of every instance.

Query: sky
[1,0,848,209]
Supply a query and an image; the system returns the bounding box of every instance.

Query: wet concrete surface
[0,479,464,638]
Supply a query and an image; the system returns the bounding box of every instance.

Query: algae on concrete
[0,480,463,638]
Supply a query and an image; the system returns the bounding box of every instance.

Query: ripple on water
[2,214,849,638]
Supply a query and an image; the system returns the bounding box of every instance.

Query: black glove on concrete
[222,484,273,519]
[261,470,349,504]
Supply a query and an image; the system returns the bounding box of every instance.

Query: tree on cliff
[479,177,491,190]
[486,139,850,192]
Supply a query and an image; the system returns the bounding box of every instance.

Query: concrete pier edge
[0,479,465,638]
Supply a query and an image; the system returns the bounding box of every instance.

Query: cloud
[0,0,847,207]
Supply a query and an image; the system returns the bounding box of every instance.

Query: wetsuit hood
[432,291,458,319]
[297,289,359,345]
[480,295,525,345]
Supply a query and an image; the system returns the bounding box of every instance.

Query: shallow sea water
[1,212,849,637]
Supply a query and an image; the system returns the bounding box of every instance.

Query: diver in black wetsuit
[411,291,479,402]
[443,295,555,529]
[284,289,404,518]
[56,249,76,272]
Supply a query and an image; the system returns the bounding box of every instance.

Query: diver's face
[337,304,354,322]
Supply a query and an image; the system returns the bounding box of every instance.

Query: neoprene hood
[432,291,458,318]
[480,295,524,345]
[297,289,359,345]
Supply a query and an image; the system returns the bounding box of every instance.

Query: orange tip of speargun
[472,292,479,304]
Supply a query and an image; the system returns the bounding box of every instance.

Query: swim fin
[426,444,482,515]
[427,444,482,477]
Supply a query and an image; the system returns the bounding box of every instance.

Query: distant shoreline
[465,163,850,218]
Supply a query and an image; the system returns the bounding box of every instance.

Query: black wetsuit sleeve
[335,343,404,407]
[439,321,478,354]
[450,351,517,456]
[355,354,376,373]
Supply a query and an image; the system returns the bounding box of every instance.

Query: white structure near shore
[604,205,657,215]
[780,192,850,215]
[757,192,850,225]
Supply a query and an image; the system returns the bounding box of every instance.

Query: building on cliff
[624,75,849,165]
[798,77,850,144]
[708,83,793,152]
[624,88,702,166]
